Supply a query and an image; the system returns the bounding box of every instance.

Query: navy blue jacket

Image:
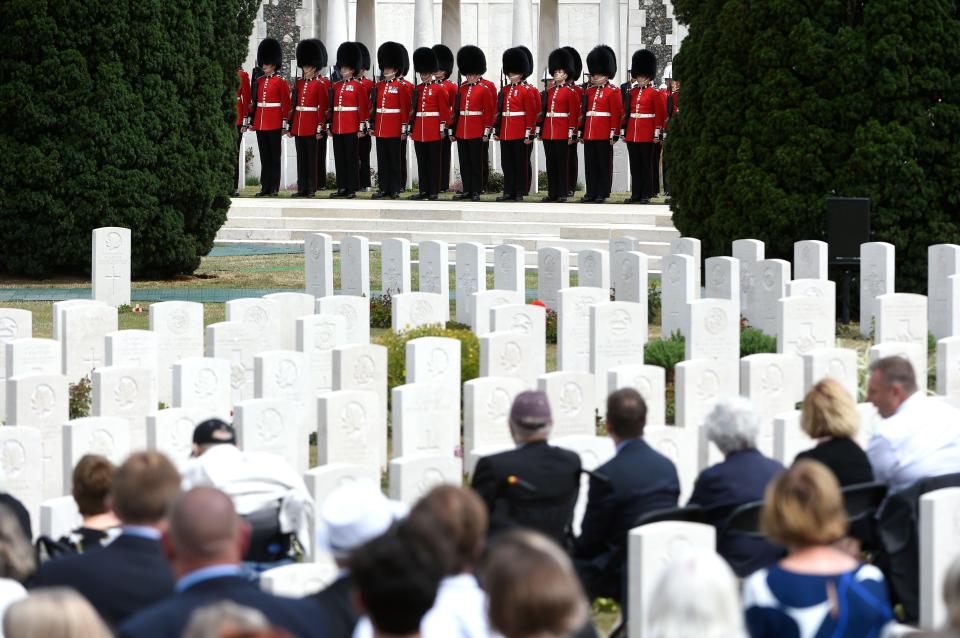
[687,448,785,577]
[30,533,175,627]
[119,574,330,638]
[573,438,679,600]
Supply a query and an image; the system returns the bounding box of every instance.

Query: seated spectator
[350,522,446,638]
[743,460,894,637]
[867,356,960,493]
[0,495,31,543]
[118,486,329,638]
[0,508,33,629]
[313,483,406,638]
[645,548,746,638]
[687,397,784,577]
[470,391,581,545]
[483,530,589,638]
[573,388,679,602]
[796,378,874,486]
[30,451,181,627]
[61,454,120,552]
[182,420,312,573]
[3,588,112,638]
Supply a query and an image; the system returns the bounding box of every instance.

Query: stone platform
[216,198,679,272]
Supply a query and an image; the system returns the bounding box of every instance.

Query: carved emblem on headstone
[0,441,26,479]
[194,369,218,398]
[258,408,284,442]
[340,402,366,436]
[114,376,139,409]
[559,382,583,416]
[88,429,115,458]
[500,342,522,373]
[275,359,298,390]
[30,384,56,418]
[353,355,376,385]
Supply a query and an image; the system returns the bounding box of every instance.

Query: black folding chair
[722,500,764,538]
[632,504,707,527]
[842,481,887,525]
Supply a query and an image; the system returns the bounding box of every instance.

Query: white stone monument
[455,242,486,323]
[206,321,259,404]
[172,357,232,419]
[333,344,388,466]
[471,290,524,336]
[660,254,696,338]
[868,342,927,393]
[669,237,701,299]
[537,247,570,310]
[937,337,960,400]
[297,314,348,396]
[316,295,370,346]
[557,287,608,372]
[479,330,538,388]
[919,487,960,630]
[793,240,828,280]
[225,297,283,353]
[608,364,667,426]
[732,238,764,321]
[614,251,648,305]
[6,373,69,500]
[381,237,412,295]
[149,301,204,405]
[590,301,646,403]
[860,242,895,337]
[62,416,130,493]
[91,227,131,307]
[777,295,836,357]
[392,383,460,458]
[578,249,610,292]
[317,390,382,472]
[418,240,450,302]
[60,303,118,383]
[644,424,699,501]
[493,244,525,292]
[263,292,316,351]
[684,298,739,363]
[146,406,213,467]
[254,351,311,472]
[91,365,155,448]
[0,309,32,421]
[392,292,447,331]
[875,293,928,348]
[463,376,526,473]
[801,347,859,401]
[745,259,789,336]
[539,371,596,439]
[387,454,462,505]
[304,233,335,298]
[704,256,739,301]
[675,359,738,429]
[490,303,546,380]
[341,235,371,298]
[234,398,303,472]
[928,244,960,340]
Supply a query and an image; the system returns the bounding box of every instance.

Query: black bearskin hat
[502,47,527,77]
[517,46,534,77]
[630,49,657,80]
[563,46,583,82]
[456,45,486,76]
[432,44,454,76]
[377,41,405,72]
[548,48,575,79]
[335,42,363,71]
[413,47,439,74]
[400,44,410,78]
[296,39,324,69]
[257,38,283,69]
[586,44,616,78]
[356,42,371,70]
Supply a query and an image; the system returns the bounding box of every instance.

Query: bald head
[166,487,247,569]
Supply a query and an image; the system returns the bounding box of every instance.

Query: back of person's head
[508,391,553,442]
[316,483,407,567]
[605,388,647,439]
[166,487,248,568]
[191,419,238,457]
[482,530,589,638]
[0,507,35,583]
[72,454,116,518]
[3,587,112,638]
[868,356,918,394]
[801,378,859,439]
[350,521,445,635]
[704,396,760,456]
[111,451,181,525]
[182,601,270,638]
[645,548,745,638]
[944,554,960,631]
[761,460,847,548]
[408,485,487,574]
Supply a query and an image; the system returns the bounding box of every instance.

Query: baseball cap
[192,419,237,445]
[509,390,553,430]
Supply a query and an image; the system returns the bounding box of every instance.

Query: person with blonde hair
[0,508,33,633]
[743,461,894,637]
[795,378,874,486]
[3,587,112,638]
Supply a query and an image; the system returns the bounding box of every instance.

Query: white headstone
[745,259,789,336]
[255,351,311,473]
[333,344,388,467]
[610,236,637,298]
[704,257,739,301]
[406,337,461,392]
[149,301,204,405]
[777,295,836,357]
[225,297,283,353]
[172,357,232,418]
[947,274,960,340]
[381,238,411,295]
[392,383,460,458]
[91,366,156,448]
[206,321,259,403]
[316,296,370,346]
[303,463,380,556]
[392,292,447,331]
[552,434,615,535]
[297,314,348,396]
[928,244,960,340]
[146,406,214,467]
[6,374,69,500]
[578,249,610,292]
[937,337,960,400]
[419,240,450,303]
[675,359,738,429]
[387,454,462,505]
[787,277,836,301]
[60,303,118,383]
[317,390,381,471]
[669,237,701,299]
[537,247,570,310]
[614,251,648,305]
[919,487,960,630]
[305,233,335,298]
[40,496,81,541]
[875,293,928,348]
[868,342,927,393]
[0,427,43,534]
[0,309,32,422]
[732,239,764,321]
[684,298,739,363]
[52,300,99,342]
[590,301,646,404]
[260,561,339,597]
[860,242,895,337]
[91,227,131,307]
[644,424,699,501]
[660,254,696,338]
[455,242,486,323]
[5,338,60,379]
[608,364,667,426]
[793,240,828,280]
[801,348,859,401]
[263,292,316,351]
[740,354,804,455]
[463,377,526,473]
[105,329,159,379]
[491,304,547,380]
[557,287,608,372]
[471,290,524,336]
[494,244,525,292]
[62,416,130,493]
[771,409,814,465]
[234,398,303,472]
[539,371,596,439]
[341,235,371,298]
[480,330,538,388]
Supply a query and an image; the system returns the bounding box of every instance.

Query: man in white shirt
[181,420,312,571]
[866,356,960,493]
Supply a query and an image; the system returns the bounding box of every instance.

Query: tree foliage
[0,0,260,278]
[667,0,960,293]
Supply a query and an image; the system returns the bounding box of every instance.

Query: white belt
[378,108,402,113]
[416,112,440,117]
[546,112,569,117]
[460,110,484,116]
[295,106,319,112]
[586,111,611,116]
[630,113,656,119]
[502,112,526,116]
[334,106,358,112]
[259,102,281,108]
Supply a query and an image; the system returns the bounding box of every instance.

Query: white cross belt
[630,113,656,118]
[586,111,611,116]
[378,108,402,113]
[295,106,319,112]
[334,106,358,112]
[502,111,526,116]
[416,112,440,117]
[546,112,569,117]
[460,110,484,115]
[259,102,281,108]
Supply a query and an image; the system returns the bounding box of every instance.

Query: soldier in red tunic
[563,46,584,198]
[398,48,414,190]
[432,44,458,193]
[622,49,665,204]
[409,48,451,201]
[312,41,331,194]
[289,39,328,198]
[477,72,498,193]
[539,49,581,203]
[233,67,251,197]
[330,42,370,199]
[495,48,540,202]
[579,45,622,203]
[663,68,679,199]
[451,45,495,202]
[356,42,375,191]
[250,39,291,197]
[371,42,411,199]
[516,46,538,195]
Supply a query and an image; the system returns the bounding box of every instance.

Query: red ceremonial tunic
[373,78,412,138]
[581,82,623,141]
[252,74,291,131]
[290,77,329,136]
[497,82,539,141]
[540,84,580,140]
[236,69,251,126]
[624,83,667,143]
[330,78,370,135]
[454,82,495,139]
[411,80,451,143]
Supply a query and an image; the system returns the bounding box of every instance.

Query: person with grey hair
[182,600,271,638]
[687,397,784,577]
[470,390,582,546]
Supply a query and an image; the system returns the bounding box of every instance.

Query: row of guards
[235,39,680,204]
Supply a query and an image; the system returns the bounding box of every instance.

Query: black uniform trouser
[359,135,372,188]
[295,135,318,194]
[235,126,244,191]
[376,137,403,194]
[400,138,409,188]
[256,129,282,194]
[542,139,569,200]
[414,140,442,196]
[440,137,452,191]
[315,134,328,190]
[567,141,579,194]
[650,142,661,196]
[333,133,359,193]
[500,139,527,198]
[458,138,483,195]
[627,141,655,200]
[584,140,613,199]
[481,141,490,191]
[525,142,534,193]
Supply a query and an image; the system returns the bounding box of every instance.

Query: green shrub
[369,293,392,329]
[377,325,481,400]
[644,332,685,384]
[545,307,558,344]
[486,171,504,193]
[648,279,663,325]
[740,328,777,356]
[537,170,548,192]
[325,172,337,190]
[69,377,92,420]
